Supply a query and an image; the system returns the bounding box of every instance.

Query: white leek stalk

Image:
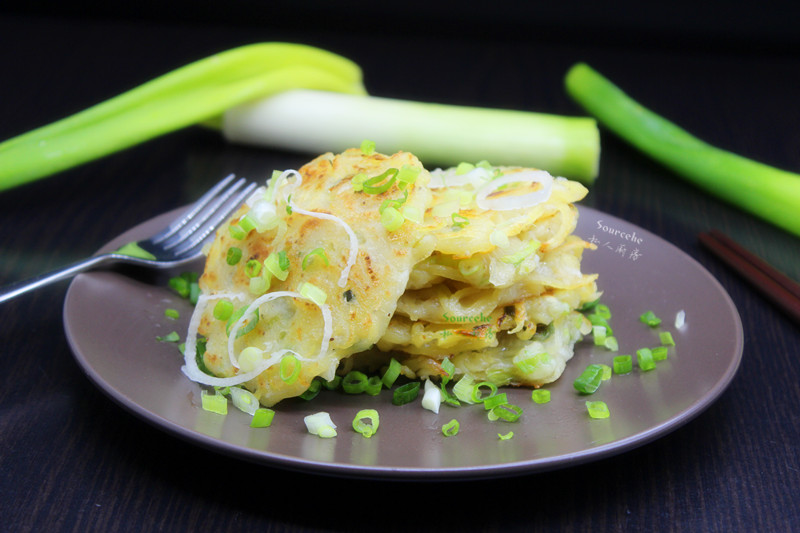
[223,90,600,184]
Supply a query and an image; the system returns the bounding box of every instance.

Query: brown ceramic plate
[63,206,743,480]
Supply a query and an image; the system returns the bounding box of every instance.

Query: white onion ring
[475,170,554,211]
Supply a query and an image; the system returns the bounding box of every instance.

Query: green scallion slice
[322,376,342,390]
[498,431,514,440]
[392,381,421,405]
[531,389,551,404]
[396,165,420,189]
[483,392,508,410]
[352,409,379,438]
[636,348,656,371]
[613,355,633,374]
[250,408,275,428]
[442,419,460,437]
[342,371,368,394]
[156,331,180,343]
[279,354,301,384]
[452,375,478,404]
[652,346,669,361]
[302,247,330,270]
[360,139,376,155]
[639,310,662,327]
[211,300,232,322]
[299,378,323,400]
[226,246,243,265]
[380,206,405,232]
[225,306,259,338]
[573,364,604,394]
[201,390,228,415]
[228,223,247,240]
[471,381,499,403]
[490,403,523,422]
[164,308,179,320]
[586,400,610,419]
[264,251,290,281]
[440,357,456,385]
[365,376,383,396]
[381,358,402,389]
[451,212,470,228]
[244,259,262,278]
[298,281,327,305]
[659,331,675,346]
[362,168,399,194]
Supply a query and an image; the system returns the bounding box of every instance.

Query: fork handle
[0,254,115,304]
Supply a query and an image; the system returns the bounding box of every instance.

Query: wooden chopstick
[698,229,800,326]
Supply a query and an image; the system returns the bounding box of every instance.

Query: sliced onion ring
[475,170,554,211]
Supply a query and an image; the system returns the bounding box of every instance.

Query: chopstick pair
[698,230,800,327]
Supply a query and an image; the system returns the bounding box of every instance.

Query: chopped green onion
[264,251,290,281]
[652,346,669,361]
[381,358,402,388]
[573,364,604,394]
[483,392,508,410]
[168,275,190,298]
[598,364,612,380]
[395,165,420,189]
[500,240,541,267]
[362,168,399,194]
[351,172,368,192]
[342,370,368,394]
[249,275,269,295]
[213,300,234,321]
[379,190,409,213]
[238,214,258,233]
[588,314,613,335]
[603,336,619,351]
[595,304,612,319]
[498,431,514,440]
[471,381,499,403]
[442,419,460,437]
[226,246,242,265]
[392,382,421,406]
[360,139,376,155]
[659,331,675,346]
[531,389,551,404]
[244,259,262,278]
[639,310,662,327]
[452,375,478,404]
[230,386,259,415]
[156,331,180,343]
[299,378,323,400]
[380,206,405,232]
[489,403,523,422]
[440,357,455,385]
[279,354,301,384]
[298,281,327,305]
[586,400,610,419]
[592,325,608,346]
[250,408,275,428]
[490,229,510,248]
[228,223,247,240]
[302,247,330,270]
[457,257,484,278]
[164,308,180,320]
[613,355,633,374]
[323,376,342,390]
[201,390,228,415]
[456,162,475,174]
[352,409,380,438]
[189,283,200,305]
[226,306,259,338]
[365,376,383,396]
[451,213,470,228]
[565,62,800,236]
[636,348,656,371]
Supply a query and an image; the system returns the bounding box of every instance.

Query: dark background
[1,3,799,532]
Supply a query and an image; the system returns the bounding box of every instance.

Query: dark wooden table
[1,10,798,532]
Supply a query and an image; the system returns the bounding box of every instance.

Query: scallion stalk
[565,62,800,237]
[0,43,366,190]
[223,90,600,183]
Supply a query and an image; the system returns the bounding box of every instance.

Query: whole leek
[565,62,800,237]
[222,90,600,183]
[0,43,366,191]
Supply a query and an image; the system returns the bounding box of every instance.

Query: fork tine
[159,177,251,251]
[167,181,258,257]
[149,174,237,245]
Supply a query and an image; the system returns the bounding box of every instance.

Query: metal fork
[0,175,257,303]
